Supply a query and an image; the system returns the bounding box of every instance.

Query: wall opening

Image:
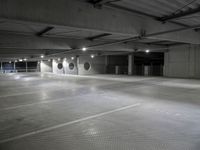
[134,52,164,76]
[106,55,128,74]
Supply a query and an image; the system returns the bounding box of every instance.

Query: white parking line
[0,103,141,144]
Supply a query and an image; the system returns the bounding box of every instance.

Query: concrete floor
[0,73,200,150]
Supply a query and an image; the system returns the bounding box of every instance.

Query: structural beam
[1,0,200,44]
[0,32,166,51]
[86,33,111,41]
[88,0,121,8]
[107,3,190,28]
[37,26,54,36]
[158,6,200,22]
[0,61,2,71]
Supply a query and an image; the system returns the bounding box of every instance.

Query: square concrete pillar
[0,62,2,70]
[128,54,134,75]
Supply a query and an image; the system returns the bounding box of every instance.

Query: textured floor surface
[0,73,200,150]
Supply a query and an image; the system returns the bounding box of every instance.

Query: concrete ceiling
[0,0,200,60]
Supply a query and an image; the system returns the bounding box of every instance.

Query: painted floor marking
[0,103,140,144]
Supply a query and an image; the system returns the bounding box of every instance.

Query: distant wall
[50,55,106,75]
[52,59,64,74]
[164,44,200,78]
[63,57,78,75]
[107,55,128,74]
[78,56,106,75]
[40,60,52,72]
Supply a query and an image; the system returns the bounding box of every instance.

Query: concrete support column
[163,52,169,77]
[39,61,41,72]
[76,56,79,75]
[25,61,28,72]
[13,61,16,70]
[105,55,108,74]
[14,62,16,72]
[128,54,134,75]
[0,61,2,71]
[150,63,153,76]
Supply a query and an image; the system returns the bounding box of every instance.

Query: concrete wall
[50,55,106,75]
[164,44,200,78]
[52,59,64,74]
[40,60,52,72]
[52,58,78,75]
[78,56,106,75]
[63,57,78,75]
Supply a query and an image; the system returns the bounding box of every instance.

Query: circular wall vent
[69,63,75,70]
[57,63,63,69]
[84,62,91,71]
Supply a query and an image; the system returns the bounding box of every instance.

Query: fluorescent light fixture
[82,47,87,51]
[19,59,23,62]
[91,54,95,58]
[145,49,150,53]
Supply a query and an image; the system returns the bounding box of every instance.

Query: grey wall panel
[164,45,200,78]
[63,57,78,75]
[52,58,78,75]
[78,56,106,75]
[194,45,200,77]
[51,55,106,75]
[40,60,52,73]
[52,59,64,74]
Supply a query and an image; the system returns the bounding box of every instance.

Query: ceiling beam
[85,24,200,49]
[0,32,167,58]
[107,3,157,19]
[88,0,121,8]
[158,6,200,22]
[106,3,190,28]
[1,0,200,44]
[36,26,54,36]
[146,40,168,45]
[86,33,111,41]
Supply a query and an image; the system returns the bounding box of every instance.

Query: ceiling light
[145,49,150,53]
[91,54,95,58]
[71,57,74,60]
[23,58,27,61]
[19,59,23,62]
[41,55,44,58]
[82,47,87,51]
[9,61,11,63]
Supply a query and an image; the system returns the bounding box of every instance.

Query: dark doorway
[106,55,128,74]
[134,52,164,76]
